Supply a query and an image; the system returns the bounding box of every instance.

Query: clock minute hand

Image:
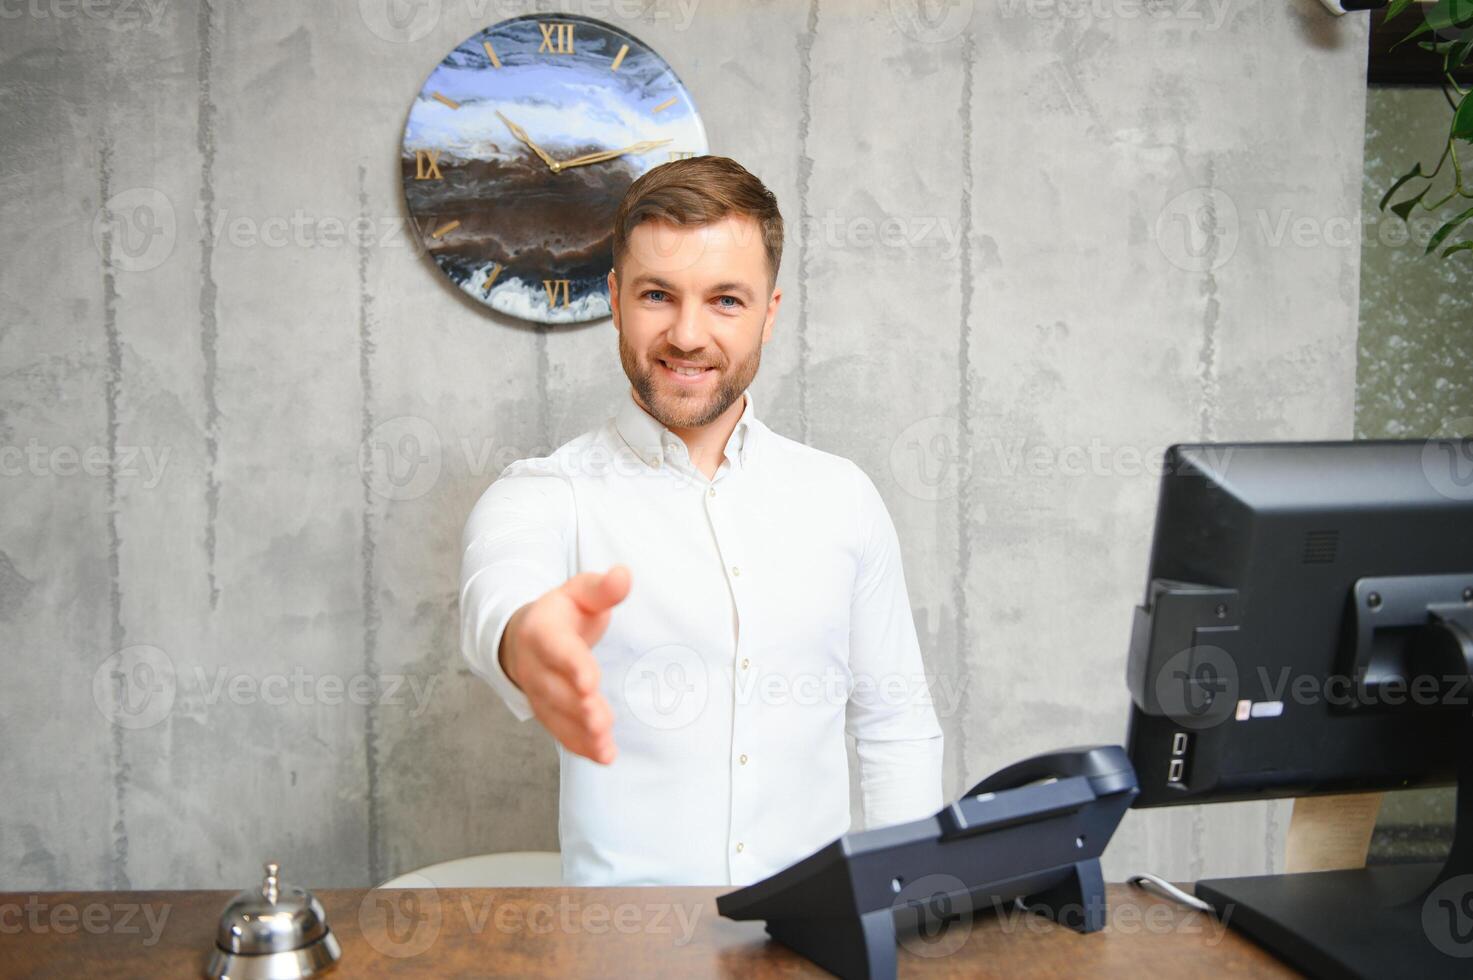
[496,110,560,172]
[557,139,673,171]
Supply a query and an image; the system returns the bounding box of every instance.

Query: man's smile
[657,358,718,385]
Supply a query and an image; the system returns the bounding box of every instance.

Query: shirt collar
[614,386,758,472]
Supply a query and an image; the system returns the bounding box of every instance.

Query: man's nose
[667,299,709,354]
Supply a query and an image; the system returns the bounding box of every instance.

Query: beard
[617,327,761,430]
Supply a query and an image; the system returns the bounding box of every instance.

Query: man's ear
[761,285,782,344]
[607,268,620,332]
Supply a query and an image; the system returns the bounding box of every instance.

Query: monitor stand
[1196,715,1473,978]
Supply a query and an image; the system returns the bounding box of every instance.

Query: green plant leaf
[1450,37,1473,69]
[1391,21,1435,49]
[1442,0,1473,27]
[1395,0,1473,49]
[1455,91,1473,140]
[1380,162,1427,213]
[1392,186,1431,221]
[1425,205,1473,253]
[1386,0,1413,20]
[1441,239,1473,257]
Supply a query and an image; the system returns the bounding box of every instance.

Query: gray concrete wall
[0,0,1368,890]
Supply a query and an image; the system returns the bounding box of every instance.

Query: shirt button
[708,486,716,497]
[735,842,744,853]
[739,754,748,765]
[731,565,741,577]
[740,658,750,670]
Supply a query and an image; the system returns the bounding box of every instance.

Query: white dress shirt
[459,387,944,886]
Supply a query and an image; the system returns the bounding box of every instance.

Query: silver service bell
[204,861,341,979]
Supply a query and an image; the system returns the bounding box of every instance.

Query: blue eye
[644,289,667,302]
[715,295,740,309]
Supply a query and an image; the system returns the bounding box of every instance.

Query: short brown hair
[611,155,784,290]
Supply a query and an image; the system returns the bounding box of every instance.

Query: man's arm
[459,461,575,722]
[845,461,945,829]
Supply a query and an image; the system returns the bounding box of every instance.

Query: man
[459,155,943,887]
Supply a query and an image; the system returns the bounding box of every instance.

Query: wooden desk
[1,884,1298,977]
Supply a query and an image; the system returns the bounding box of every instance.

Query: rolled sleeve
[459,462,575,723]
[844,461,945,827]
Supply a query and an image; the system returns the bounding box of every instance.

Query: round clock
[401,14,709,325]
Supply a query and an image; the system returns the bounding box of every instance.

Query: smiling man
[459,155,943,886]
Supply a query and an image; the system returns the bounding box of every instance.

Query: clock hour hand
[557,138,673,171]
[496,110,561,172]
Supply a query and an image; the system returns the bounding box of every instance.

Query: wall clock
[401,14,709,325]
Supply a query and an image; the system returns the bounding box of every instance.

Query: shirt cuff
[855,733,945,830]
[461,565,549,723]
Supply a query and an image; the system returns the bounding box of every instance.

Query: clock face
[401,14,709,325]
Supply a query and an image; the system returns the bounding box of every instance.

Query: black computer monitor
[1125,439,1473,978]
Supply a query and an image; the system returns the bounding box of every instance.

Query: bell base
[204,931,341,979]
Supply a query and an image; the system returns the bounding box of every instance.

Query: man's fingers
[536,630,601,696]
[537,697,617,764]
[562,564,632,617]
[532,670,615,734]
